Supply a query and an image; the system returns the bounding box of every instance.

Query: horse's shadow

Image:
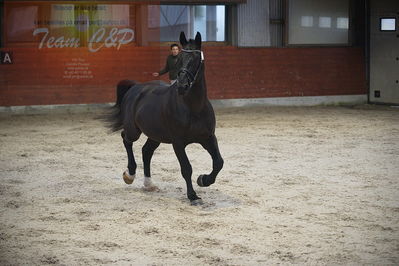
[111,180,241,211]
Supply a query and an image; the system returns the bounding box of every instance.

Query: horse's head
[176,31,203,95]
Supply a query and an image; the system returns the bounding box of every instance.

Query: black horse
[106,32,223,205]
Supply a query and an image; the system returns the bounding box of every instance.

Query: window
[4,2,135,49]
[149,5,226,42]
[380,18,396,31]
[287,0,349,45]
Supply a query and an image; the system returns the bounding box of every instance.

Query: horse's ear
[180,32,188,47]
[195,32,202,49]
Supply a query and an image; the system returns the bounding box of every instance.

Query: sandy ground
[0,105,398,265]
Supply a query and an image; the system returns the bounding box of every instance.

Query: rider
[152,43,182,84]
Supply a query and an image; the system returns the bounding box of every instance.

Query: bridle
[177,49,204,89]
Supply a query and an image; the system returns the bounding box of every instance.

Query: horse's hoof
[123,170,135,185]
[190,199,204,206]
[143,184,160,192]
[197,175,208,187]
[143,177,160,192]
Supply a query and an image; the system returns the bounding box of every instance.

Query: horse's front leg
[197,135,224,187]
[172,142,202,205]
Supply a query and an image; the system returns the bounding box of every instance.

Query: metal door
[370,0,399,104]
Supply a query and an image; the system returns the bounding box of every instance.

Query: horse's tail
[105,80,136,132]
[115,80,135,108]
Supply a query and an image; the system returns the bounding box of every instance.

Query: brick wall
[0,46,366,106]
[203,46,366,99]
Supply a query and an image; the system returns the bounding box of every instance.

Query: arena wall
[0,46,366,106]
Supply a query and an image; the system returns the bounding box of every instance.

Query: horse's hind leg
[197,135,224,187]
[121,130,139,184]
[142,138,160,191]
